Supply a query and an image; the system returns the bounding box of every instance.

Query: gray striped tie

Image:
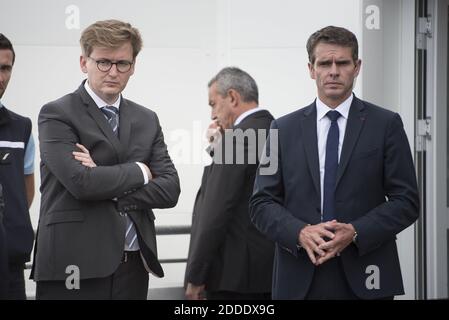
[101,106,119,134]
[101,106,138,250]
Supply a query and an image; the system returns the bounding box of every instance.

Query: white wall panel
[229,0,361,49]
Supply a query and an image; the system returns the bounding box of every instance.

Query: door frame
[418,0,449,299]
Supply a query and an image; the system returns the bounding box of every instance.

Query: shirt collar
[316,93,353,121]
[84,80,121,109]
[234,107,264,126]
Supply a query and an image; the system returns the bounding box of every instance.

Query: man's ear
[227,89,240,108]
[80,55,88,74]
[129,59,136,76]
[308,62,315,80]
[354,59,362,77]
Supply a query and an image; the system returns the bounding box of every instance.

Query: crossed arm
[39,103,180,207]
[71,139,179,210]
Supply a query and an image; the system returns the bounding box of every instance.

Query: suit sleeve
[249,120,309,257]
[39,103,145,201]
[351,113,419,256]
[116,114,180,210]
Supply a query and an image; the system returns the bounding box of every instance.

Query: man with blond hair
[32,20,180,299]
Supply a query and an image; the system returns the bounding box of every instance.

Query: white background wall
[1,0,416,298]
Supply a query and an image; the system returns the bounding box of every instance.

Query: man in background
[0,184,9,298]
[185,67,274,300]
[0,33,35,300]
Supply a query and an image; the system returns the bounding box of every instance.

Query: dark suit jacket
[250,96,419,299]
[185,110,275,294]
[0,184,8,297]
[31,81,180,281]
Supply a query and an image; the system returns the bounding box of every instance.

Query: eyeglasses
[88,57,133,73]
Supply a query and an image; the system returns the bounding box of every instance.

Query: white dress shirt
[316,93,353,217]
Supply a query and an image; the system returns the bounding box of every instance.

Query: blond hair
[80,19,143,59]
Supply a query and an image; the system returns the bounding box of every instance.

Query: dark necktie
[100,106,119,136]
[101,106,138,249]
[322,110,341,222]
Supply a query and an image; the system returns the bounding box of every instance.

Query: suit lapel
[336,96,366,188]
[78,83,122,161]
[300,102,321,197]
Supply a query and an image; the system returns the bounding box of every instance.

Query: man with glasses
[0,33,35,300]
[32,20,180,299]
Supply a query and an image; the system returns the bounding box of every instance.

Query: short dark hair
[0,33,15,65]
[306,26,358,64]
[208,67,259,104]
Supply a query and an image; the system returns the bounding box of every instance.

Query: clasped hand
[298,220,355,266]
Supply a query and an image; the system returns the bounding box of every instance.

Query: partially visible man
[185,67,274,300]
[0,184,9,298]
[0,34,35,300]
[250,26,419,299]
[32,20,180,299]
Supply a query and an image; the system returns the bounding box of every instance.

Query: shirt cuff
[135,162,149,185]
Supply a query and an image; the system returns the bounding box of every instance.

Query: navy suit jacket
[250,96,419,299]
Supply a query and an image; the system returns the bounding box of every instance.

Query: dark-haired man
[0,33,35,300]
[250,26,419,300]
